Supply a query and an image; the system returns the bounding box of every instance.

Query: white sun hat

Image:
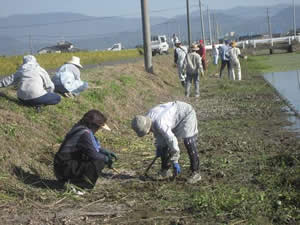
[67,56,83,68]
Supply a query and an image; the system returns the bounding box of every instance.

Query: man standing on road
[219,40,231,78]
[131,101,201,184]
[174,40,188,87]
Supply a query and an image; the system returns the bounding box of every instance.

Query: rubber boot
[184,135,201,184]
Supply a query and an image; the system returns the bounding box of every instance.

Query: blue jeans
[20,92,61,106]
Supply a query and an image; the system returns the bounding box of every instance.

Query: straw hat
[67,56,82,68]
[190,44,199,51]
[231,41,237,47]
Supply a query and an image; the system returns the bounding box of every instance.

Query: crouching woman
[54,109,117,189]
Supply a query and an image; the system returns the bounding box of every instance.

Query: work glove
[109,152,118,161]
[172,162,181,176]
[101,149,118,161]
[105,156,114,169]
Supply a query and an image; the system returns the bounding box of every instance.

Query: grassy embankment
[0,51,299,225]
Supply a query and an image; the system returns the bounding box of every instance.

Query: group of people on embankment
[174,37,247,97]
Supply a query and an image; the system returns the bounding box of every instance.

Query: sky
[0,0,290,18]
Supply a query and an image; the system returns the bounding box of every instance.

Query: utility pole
[140,0,153,74]
[216,23,220,42]
[186,0,192,47]
[207,6,212,45]
[293,0,297,37]
[199,0,206,44]
[267,8,273,46]
[29,34,32,54]
[212,13,216,43]
[178,23,181,42]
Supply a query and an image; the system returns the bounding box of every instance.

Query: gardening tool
[111,167,120,174]
[144,156,159,176]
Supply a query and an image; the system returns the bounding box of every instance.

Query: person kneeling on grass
[0,55,61,109]
[131,101,201,184]
[54,109,117,189]
[52,56,88,98]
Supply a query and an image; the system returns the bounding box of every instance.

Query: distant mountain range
[0,4,299,55]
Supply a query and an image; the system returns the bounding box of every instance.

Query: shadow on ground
[13,166,65,190]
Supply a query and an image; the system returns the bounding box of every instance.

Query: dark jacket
[54,124,106,182]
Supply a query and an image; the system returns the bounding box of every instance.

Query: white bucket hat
[67,56,83,68]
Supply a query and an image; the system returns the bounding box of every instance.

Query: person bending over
[132,101,201,184]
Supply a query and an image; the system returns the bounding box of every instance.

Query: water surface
[264,70,300,135]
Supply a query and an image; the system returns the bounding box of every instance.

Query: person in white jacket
[212,43,219,65]
[0,55,61,108]
[52,56,88,97]
[185,44,204,97]
[174,40,188,87]
[131,101,201,184]
[228,41,247,80]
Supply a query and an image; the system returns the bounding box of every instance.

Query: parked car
[151,35,169,56]
[107,43,122,51]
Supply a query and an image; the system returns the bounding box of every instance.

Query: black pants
[184,135,200,172]
[160,135,200,172]
[54,158,105,189]
[220,60,231,78]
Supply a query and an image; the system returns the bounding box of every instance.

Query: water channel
[264,70,300,136]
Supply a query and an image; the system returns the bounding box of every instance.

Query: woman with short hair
[54,109,117,189]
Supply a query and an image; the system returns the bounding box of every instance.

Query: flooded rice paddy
[264,70,300,135]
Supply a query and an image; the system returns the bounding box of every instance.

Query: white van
[107,43,122,51]
[151,35,169,56]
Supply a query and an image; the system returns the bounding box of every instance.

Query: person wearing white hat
[185,44,204,98]
[52,56,88,97]
[131,101,202,184]
[54,109,117,189]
